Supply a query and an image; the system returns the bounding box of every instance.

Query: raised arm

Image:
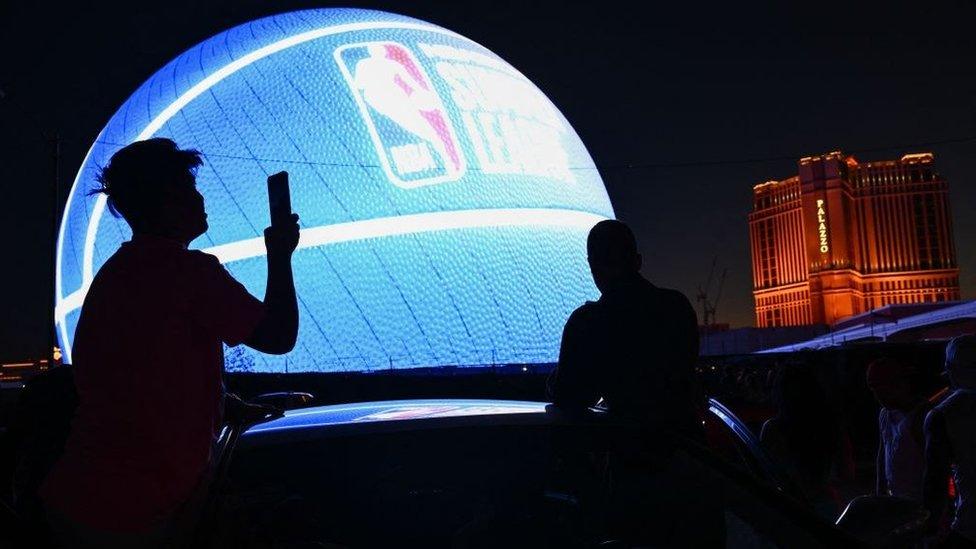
[246,214,300,355]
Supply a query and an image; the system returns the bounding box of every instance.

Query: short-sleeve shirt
[40,234,265,532]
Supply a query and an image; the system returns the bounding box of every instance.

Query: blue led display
[55,8,614,372]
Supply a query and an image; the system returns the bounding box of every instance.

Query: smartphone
[267,171,291,226]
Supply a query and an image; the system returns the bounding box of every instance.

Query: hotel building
[749,151,960,327]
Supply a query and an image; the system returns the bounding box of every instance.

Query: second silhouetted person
[547,219,702,435]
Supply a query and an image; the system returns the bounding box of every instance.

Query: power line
[12,130,976,173]
[93,132,976,172]
[597,134,976,171]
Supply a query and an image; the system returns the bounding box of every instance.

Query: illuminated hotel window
[915,196,929,268]
[928,198,941,266]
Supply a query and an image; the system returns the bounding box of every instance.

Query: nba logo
[335,41,466,188]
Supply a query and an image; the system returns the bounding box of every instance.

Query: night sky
[2,1,974,361]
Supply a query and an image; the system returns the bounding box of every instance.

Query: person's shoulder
[878,407,890,423]
[564,300,601,327]
[92,244,133,270]
[569,300,599,319]
[178,250,236,284]
[760,416,783,441]
[648,284,694,311]
[185,249,219,261]
[934,390,976,414]
[658,285,692,302]
[184,249,225,269]
[84,246,136,289]
[924,404,946,434]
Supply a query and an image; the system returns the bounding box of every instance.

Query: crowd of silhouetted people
[699,361,777,407]
[699,340,976,547]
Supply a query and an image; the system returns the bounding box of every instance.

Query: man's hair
[92,138,203,222]
[587,219,638,265]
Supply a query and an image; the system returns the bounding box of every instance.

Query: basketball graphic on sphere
[55,8,615,372]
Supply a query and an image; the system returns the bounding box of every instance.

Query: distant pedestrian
[924,335,976,548]
[867,357,930,502]
[761,364,852,518]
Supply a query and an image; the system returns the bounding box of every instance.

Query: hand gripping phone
[267,171,292,226]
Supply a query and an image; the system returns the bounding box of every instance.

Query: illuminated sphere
[55,8,614,372]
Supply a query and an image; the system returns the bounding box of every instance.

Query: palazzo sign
[816,199,829,253]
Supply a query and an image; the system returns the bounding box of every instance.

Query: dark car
[0,388,925,548]
[193,397,884,548]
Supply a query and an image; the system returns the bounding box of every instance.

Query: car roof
[240,398,552,445]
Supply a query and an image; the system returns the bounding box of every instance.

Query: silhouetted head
[946,334,976,391]
[586,220,642,293]
[93,138,207,245]
[866,357,918,410]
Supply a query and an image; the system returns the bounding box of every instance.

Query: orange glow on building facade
[749,151,960,327]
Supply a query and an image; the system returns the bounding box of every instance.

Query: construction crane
[696,257,727,328]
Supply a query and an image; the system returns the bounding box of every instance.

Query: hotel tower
[749,151,960,327]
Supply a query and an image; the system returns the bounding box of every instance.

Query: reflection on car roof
[246,399,548,434]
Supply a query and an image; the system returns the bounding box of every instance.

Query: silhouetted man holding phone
[40,138,300,547]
